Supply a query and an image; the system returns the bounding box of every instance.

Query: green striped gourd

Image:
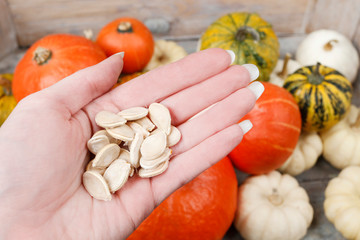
[283,63,352,132]
[198,12,279,81]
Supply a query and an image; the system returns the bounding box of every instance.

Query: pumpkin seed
[118,107,149,120]
[93,129,121,145]
[106,124,135,141]
[103,159,131,192]
[140,131,167,159]
[129,166,135,177]
[87,135,109,154]
[148,103,171,135]
[86,160,106,175]
[95,110,127,128]
[128,122,150,138]
[118,149,130,162]
[134,117,155,132]
[167,126,181,147]
[129,133,144,168]
[92,143,120,168]
[140,148,172,169]
[138,159,169,178]
[83,171,112,201]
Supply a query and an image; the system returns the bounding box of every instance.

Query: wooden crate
[1,1,360,239]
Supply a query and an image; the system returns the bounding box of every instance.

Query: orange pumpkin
[96,17,154,74]
[128,157,238,240]
[112,72,144,90]
[228,82,302,174]
[12,34,106,102]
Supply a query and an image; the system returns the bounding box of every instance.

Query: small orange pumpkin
[96,17,154,74]
[12,34,106,102]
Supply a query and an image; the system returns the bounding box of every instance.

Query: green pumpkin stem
[235,26,260,42]
[33,47,52,65]
[308,62,324,85]
[277,53,291,78]
[0,76,12,96]
[117,21,133,33]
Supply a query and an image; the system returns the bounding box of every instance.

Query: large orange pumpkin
[127,157,238,240]
[96,17,154,74]
[228,82,302,175]
[12,34,106,102]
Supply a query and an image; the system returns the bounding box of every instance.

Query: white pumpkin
[324,166,360,239]
[144,39,187,71]
[278,132,322,176]
[234,171,313,240]
[320,105,360,169]
[296,29,359,83]
[269,53,302,87]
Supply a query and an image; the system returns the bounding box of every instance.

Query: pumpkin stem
[0,76,12,96]
[268,188,283,206]
[117,21,133,33]
[235,26,260,42]
[324,39,339,51]
[308,62,324,85]
[277,53,291,78]
[33,47,52,65]
[83,29,94,41]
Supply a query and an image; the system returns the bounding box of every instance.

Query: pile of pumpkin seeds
[83,103,181,201]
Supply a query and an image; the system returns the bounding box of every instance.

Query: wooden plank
[305,0,360,39]
[7,0,311,47]
[0,0,18,60]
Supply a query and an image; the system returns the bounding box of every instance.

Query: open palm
[0,48,260,240]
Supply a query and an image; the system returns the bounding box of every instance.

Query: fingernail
[114,52,125,58]
[226,50,235,64]
[238,120,253,135]
[242,64,260,81]
[247,81,265,100]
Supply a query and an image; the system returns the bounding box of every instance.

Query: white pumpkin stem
[117,21,133,33]
[33,47,52,65]
[268,188,283,206]
[277,53,291,78]
[324,39,339,51]
[83,29,94,41]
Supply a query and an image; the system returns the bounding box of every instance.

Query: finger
[104,48,234,109]
[171,82,263,155]
[161,64,254,125]
[151,124,245,203]
[40,53,124,115]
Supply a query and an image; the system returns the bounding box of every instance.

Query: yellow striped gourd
[199,12,279,81]
[283,63,352,132]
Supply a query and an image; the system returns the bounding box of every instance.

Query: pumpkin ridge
[243,12,251,26]
[323,85,347,117]
[271,122,301,132]
[211,22,236,34]
[257,98,299,110]
[227,13,241,30]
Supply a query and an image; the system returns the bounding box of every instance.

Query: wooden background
[1,0,360,59]
[1,0,360,239]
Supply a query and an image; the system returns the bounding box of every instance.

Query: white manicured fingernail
[114,52,125,58]
[238,120,253,135]
[247,81,264,100]
[226,50,235,64]
[242,64,259,81]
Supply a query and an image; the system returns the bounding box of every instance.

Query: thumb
[41,52,124,115]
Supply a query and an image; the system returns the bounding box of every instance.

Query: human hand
[0,48,262,239]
